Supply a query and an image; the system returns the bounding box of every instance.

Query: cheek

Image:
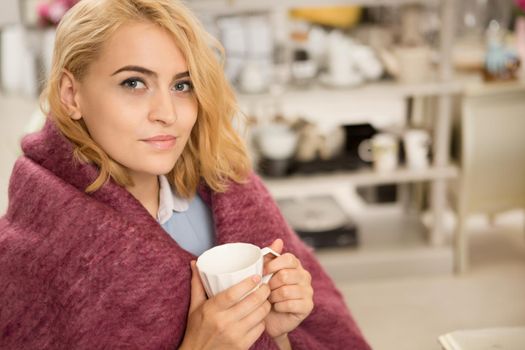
[177,99,199,137]
[80,93,144,162]
[84,102,137,144]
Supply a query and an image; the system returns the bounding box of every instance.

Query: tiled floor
[1,94,524,350]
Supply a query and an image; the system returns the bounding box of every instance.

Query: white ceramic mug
[358,133,399,172]
[196,243,280,298]
[257,124,298,160]
[403,129,430,170]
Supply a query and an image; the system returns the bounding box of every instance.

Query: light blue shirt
[157,175,214,256]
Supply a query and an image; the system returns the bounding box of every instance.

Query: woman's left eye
[173,81,193,93]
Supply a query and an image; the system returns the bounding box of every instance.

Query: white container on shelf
[403,129,431,170]
[256,124,298,160]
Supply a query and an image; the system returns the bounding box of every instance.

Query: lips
[141,135,177,150]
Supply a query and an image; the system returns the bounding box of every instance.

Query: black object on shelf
[289,154,362,174]
[296,225,358,250]
[277,195,359,250]
[259,157,294,177]
[356,184,398,204]
[344,123,377,166]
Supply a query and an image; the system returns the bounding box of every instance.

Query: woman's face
[70,22,198,179]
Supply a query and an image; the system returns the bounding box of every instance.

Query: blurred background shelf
[264,165,458,199]
[462,79,525,97]
[237,79,463,127]
[238,79,464,102]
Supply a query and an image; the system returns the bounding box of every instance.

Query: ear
[59,69,83,120]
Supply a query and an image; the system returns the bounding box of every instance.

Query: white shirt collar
[157,175,189,224]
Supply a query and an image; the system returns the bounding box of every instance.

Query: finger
[273,299,314,315]
[189,261,207,313]
[269,284,310,304]
[263,239,283,267]
[238,300,272,332]
[214,274,262,309]
[268,268,303,290]
[229,283,271,320]
[264,253,299,275]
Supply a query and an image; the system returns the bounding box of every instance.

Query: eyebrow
[111,65,190,79]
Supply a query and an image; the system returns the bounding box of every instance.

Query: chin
[150,164,177,176]
[126,152,181,176]
[136,159,177,176]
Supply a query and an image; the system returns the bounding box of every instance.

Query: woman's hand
[180,261,272,350]
[263,239,314,341]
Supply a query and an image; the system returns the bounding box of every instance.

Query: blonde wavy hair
[40,0,251,197]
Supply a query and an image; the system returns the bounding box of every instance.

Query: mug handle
[357,139,373,162]
[260,247,281,284]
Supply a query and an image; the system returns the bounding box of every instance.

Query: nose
[148,89,177,125]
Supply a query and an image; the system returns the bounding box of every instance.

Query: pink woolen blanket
[0,120,370,349]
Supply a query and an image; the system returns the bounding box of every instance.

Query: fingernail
[252,275,261,283]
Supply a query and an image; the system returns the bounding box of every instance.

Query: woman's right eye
[120,78,146,90]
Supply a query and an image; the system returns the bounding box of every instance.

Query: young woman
[0,0,370,349]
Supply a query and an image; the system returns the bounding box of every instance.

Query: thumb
[263,239,284,274]
[189,260,207,313]
[269,238,284,255]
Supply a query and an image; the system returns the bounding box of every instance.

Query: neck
[126,172,160,218]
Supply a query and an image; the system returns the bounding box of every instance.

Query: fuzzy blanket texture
[0,120,370,349]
